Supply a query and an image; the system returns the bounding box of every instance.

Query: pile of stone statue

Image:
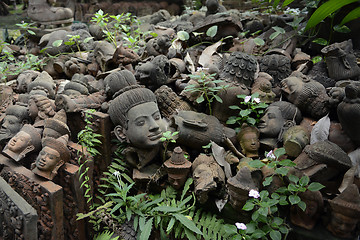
[0,0,360,239]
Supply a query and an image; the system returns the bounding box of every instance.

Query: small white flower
[196,67,209,72]
[113,171,120,178]
[266,150,276,160]
[253,97,260,103]
[244,96,251,103]
[235,222,247,230]
[249,189,260,199]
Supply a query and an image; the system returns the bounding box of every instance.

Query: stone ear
[114,125,127,143]
[53,160,64,174]
[21,145,35,156]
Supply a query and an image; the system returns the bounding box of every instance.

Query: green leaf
[177,31,190,41]
[247,117,256,125]
[263,176,273,187]
[173,213,202,235]
[258,207,268,217]
[288,183,298,192]
[196,94,205,103]
[240,109,251,117]
[270,32,280,40]
[84,36,94,43]
[308,182,325,191]
[282,0,295,6]
[251,229,265,239]
[139,218,153,240]
[274,148,286,158]
[253,37,265,46]
[184,227,197,240]
[298,200,307,211]
[270,230,282,240]
[279,195,288,205]
[166,217,176,233]
[248,160,265,168]
[305,0,358,30]
[152,206,181,212]
[333,24,351,33]
[52,40,63,47]
[206,25,218,37]
[289,195,301,205]
[181,178,192,201]
[288,175,299,184]
[242,201,255,211]
[275,167,289,176]
[271,193,280,199]
[279,225,289,235]
[340,6,360,25]
[313,37,329,46]
[299,175,310,186]
[272,26,285,34]
[279,159,296,167]
[273,217,283,226]
[229,105,241,110]
[226,118,237,125]
[27,30,36,35]
[312,56,322,64]
[214,95,223,103]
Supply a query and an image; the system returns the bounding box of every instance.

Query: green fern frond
[94,230,119,240]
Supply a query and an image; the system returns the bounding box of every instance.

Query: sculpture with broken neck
[108,85,167,170]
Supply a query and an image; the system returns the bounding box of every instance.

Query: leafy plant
[160,131,179,161]
[52,34,93,53]
[226,92,268,130]
[94,230,119,240]
[77,109,102,207]
[184,68,229,115]
[269,26,286,40]
[227,148,326,240]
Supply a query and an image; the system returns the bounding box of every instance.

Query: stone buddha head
[28,94,56,124]
[258,101,302,139]
[3,124,42,162]
[237,125,260,158]
[32,135,70,180]
[108,85,167,149]
[327,184,360,238]
[0,104,31,144]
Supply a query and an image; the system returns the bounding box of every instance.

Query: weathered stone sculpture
[55,92,106,112]
[27,0,73,23]
[205,0,226,16]
[192,153,226,204]
[32,135,70,180]
[258,101,302,139]
[103,69,137,99]
[259,54,292,86]
[321,40,360,80]
[164,147,192,190]
[108,85,167,169]
[337,82,360,146]
[27,71,56,99]
[16,70,40,93]
[237,125,260,158]
[251,72,276,104]
[281,72,330,119]
[170,110,235,149]
[227,167,258,211]
[0,104,30,145]
[145,34,172,57]
[327,184,360,238]
[282,125,309,158]
[3,124,42,162]
[220,51,259,89]
[28,94,56,127]
[43,109,70,139]
[290,190,323,230]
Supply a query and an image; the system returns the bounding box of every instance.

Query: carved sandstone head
[108,85,167,149]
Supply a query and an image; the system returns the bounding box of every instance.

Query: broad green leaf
[177,31,189,41]
[299,175,310,186]
[242,201,255,211]
[288,183,298,192]
[270,31,280,40]
[240,109,251,117]
[272,217,283,226]
[149,32,158,37]
[305,0,358,30]
[52,40,63,47]
[245,222,256,234]
[184,227,197,240]
[247,117,256,125]
[181,178,193,201]
[279,225,289,234]
[263,176,273,187]
[214,95,223,103]
[308,182,325,191]
[229,105,241,110]
[196,94,205,103]
[288,175,299,184]
[279,159,296,167]
[340,7,360,25]
[223,224,237,235]
[139,218,153,240]
[333,24,351,33]
[274,148,286,158]
[226,118,237,125]
[251,229,265,238]
[251,210,259,221]
[271,193,280,199]
[258,207,268,217]
[272,0,280,8]
[84,37,94,43]
[272,26,286,34]
[253,37,265,46]
[206,25,218,38]
[275,167,289,176]
[270,230,282,240]
[298,200,307,211]
[173,213,202,235]
[282,0,295,6]
[248,160,265,168]
[289,195,301,205]
[279,195,288,205]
